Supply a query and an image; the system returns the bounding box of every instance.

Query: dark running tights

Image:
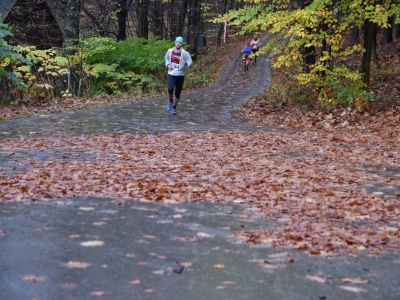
[167,75,185,99]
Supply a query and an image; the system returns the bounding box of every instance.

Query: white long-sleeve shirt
[165,48,193,76]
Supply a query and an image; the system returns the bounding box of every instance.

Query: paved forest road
[1,41,399,300]
[0,46,272,140]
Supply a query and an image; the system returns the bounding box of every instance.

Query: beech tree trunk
[63,0,81,96]
[63,0,80,48]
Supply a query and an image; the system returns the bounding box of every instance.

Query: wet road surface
[1,42,400,299]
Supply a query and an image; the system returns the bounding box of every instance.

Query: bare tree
[81,0,117,38]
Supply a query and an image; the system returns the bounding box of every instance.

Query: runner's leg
[167,75,175,101]
[173,76,185,107]
[166,75,175,110]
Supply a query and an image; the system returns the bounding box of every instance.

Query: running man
[242,41,252,72]
[250,35,261,64]
[164,36,193,115]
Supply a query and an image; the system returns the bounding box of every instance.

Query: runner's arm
[165,50,172,68]
[184,52,193,68]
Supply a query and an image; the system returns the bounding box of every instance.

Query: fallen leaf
[216,285,227,290]
[306,275,327,284]
[171,214,182,219]
[79,207,95,211]
[60,283,76,289]
[234,199,245,203]
[214,264,225,269]
[164,200,179,204]
[153,270,165,275]
[34,227,50,231]
[23,275,45,282]
[129,280,140,285]
[197,232,214,238]
[93,222,106,226]
[91,291,106,296]
[339,286,367,293]
[341,278,369,284]
[143,235,157,239]
[66,261,91,269]
[181,262,192,267]
[184,236,198,242]
[80,241,104,247]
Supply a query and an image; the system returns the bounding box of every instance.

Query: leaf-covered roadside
[236,37,400,131]
[1,130,399,257]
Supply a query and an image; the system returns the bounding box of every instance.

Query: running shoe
[171,107,177,115]
[166,101,173,111]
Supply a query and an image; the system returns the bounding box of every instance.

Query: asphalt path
[0,40,399,300]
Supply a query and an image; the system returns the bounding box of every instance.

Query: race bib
[171,52,181,69]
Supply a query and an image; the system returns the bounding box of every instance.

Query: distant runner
[242,41,252,72]
[250,35,261,64]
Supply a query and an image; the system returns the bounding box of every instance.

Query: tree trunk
[151,0,163,38]
[138,0,149,38]
[352,26,361,43]
[63,0,81,96]
[217,0,228,46]
[188,0,200,54]
[176,0,188,38]
[201,21,207,47]
[297,0,315,69]
[362,19,376,87]
[382,16,394,48]
[394,23,399,39]
[167,0,177,39]
[117,0,128,41]
[63,0,80,48]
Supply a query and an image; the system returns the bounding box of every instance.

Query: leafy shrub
[15,47,69,101]
[0,22,31,102]
[67,37,171,97]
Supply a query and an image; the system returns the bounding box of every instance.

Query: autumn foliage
[0,130,399,257]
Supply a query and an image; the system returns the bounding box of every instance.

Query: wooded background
[1,0,399,105]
